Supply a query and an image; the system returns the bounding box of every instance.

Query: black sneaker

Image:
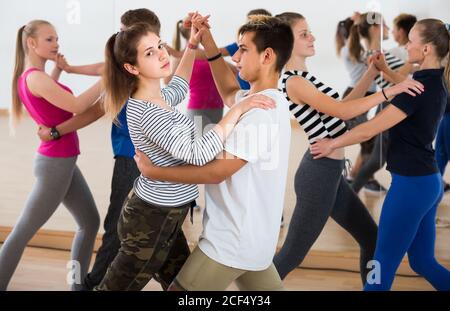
[363,179,387,194]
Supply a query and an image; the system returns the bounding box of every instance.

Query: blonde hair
[11,20,52,127]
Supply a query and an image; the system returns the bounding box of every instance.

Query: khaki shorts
[174,246,284,291]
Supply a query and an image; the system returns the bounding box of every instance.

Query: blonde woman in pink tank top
[0,20,102,291]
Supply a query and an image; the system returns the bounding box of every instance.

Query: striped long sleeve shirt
[127,75,224,207]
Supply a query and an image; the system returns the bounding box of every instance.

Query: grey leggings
[274,151,378,284]
[0,154,100,291]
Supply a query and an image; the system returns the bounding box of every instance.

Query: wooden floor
[1,115,450,290]
[4,245,438,291]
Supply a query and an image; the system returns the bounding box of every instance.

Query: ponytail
[172,20,183,52]
[11,25,26,128]
[172,18,190,52]
[348,24,362,62]
[10,20,52,130]
[103,23,153,123]
[103,33,133,123]
[347,12,380,62]
[335,18,354,56]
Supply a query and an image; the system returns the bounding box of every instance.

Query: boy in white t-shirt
[389,13,417,62]
[134,15,294,290]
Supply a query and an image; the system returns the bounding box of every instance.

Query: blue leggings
[364,173,450,291]
[436,114,450,176]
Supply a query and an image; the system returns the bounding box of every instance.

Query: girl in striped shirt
[273,12,423,284]
[96,16,276,291]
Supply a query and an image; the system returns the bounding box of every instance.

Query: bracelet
[187,42,198,50]
[381,88,389,101]
[207,52,222,62]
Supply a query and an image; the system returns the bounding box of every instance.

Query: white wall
[0,0,449,109]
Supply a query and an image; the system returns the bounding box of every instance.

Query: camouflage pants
[96,191,192,291]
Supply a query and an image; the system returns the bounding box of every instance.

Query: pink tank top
[187,59,224,110]
[18,68,80,157]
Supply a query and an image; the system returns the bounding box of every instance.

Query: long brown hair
[335,18,354,56]
[348,12,382,62]
[103,22,155,121]
[172,19,190,52]
[416,19,450,91]
[11,20,52,127]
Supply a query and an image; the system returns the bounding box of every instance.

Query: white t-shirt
[198,89,292,271]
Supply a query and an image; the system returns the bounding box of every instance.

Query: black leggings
[274,151,378,284]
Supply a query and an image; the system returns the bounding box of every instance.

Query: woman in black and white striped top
[96,19,276,291]
[273,12,423,285]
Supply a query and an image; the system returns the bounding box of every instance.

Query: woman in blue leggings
[311,18,450,291]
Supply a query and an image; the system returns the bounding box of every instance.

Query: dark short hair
[238,16,293,73]
[121,8,161,34]
[394,13,417,35]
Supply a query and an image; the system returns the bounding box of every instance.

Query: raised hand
[54,53,71,72]
[369,52,389,73]
[183,12,210,30]
[189,12,210,46]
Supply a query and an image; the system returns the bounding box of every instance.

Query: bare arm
[50,53,66,81]
[135,150,247,184]
[38,99,105,141]
[372,54,411,84]
[194,46,230,60]
[27,71,102,114]
[342,64,379,101]
[310,105,407,158]
[53,53,103,77]
[65,62,104,76]
[199,28,241,107]
[50,66,63,81]
[287,76,423,121]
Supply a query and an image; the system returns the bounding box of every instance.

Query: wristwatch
[50,127,61,140]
